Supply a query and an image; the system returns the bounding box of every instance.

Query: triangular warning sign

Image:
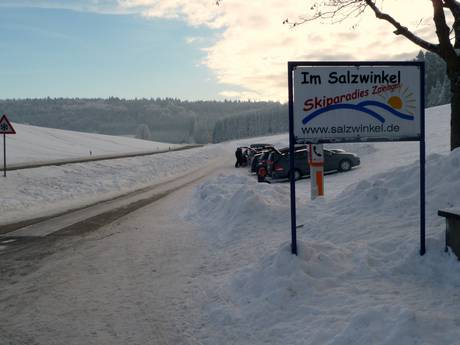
[0,114,16,134]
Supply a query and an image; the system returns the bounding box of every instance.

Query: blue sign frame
[288,61,425,256]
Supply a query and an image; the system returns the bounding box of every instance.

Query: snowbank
[185,174,290,245]
[187,143,460,344]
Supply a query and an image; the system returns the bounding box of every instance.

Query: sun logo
[381,85,416,115]
[388,96,403,109]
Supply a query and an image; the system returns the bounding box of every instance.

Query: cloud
[0,0,126,14]
[185,36,207,45]
[119,0,222,26]
[4,0,437,101]
[119,0,436,101]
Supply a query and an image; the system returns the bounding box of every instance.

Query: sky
[0,0,436,101]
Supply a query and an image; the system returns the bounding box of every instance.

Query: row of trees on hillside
[0,98,282,144]
[212,104,288,142]
[417,51,451,107]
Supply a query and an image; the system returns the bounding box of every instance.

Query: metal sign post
[288,61,425,256]
[288,65,297,255]
[0,114,17,177]
[3,133,6,177]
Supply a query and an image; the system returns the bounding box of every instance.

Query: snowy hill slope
[0,124,220,224]
[5,123,181,165]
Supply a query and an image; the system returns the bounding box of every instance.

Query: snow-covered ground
[0,124,218,224]
[2,104,460,344]
[184,104,460,344]
[5,123,182,165]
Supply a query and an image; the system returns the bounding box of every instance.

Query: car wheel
[257,166,267,182]
[338,159,352,172]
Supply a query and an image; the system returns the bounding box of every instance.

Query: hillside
[0,98,287,144]
[4,123,181,165]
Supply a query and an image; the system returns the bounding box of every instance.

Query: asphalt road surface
[0,161,225,345]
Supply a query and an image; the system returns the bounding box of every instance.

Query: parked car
[265,145,304,177]
[250,152,264,173]
[249,143,273,150]
[266,147,360,180]
[249,147,277,174]
[255,150,277,182]
[246,144,274,171]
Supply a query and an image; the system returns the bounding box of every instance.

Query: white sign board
[308,144,324,165]
[293,64,422,143]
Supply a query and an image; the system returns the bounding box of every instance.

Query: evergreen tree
[135,124,152,140]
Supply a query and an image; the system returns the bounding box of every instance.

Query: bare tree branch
[363,0,440,54]
[431,0,457,59]
[285,0,440,54]
[443,0,460,15]
[288,1,365,26]
[443,0,460,48]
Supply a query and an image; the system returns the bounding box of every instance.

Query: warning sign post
[0,114,16,177]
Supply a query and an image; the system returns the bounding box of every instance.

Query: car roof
[274,145,308,154]
[249,143,273,148]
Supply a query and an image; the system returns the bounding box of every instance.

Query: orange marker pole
[316,170,324,196]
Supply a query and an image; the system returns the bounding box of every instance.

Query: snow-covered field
[2,104,460,344]
[0,124,220,224]
[5,123,183,165]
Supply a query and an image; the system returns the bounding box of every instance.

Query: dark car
[249,147,277,174]
[249,143,273,150]
[247,144,274,171]
[267,147,360,180]
[250,152,264,173]
[255,150,278,182]
[265,145,304,177]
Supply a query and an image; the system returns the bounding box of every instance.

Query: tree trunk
[450,80,460,151]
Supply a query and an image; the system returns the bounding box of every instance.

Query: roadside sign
[293,64,421,144]
[0,114,16,134]
[308,144,324,165]
[288,61,425,257]
[1,114,16,177]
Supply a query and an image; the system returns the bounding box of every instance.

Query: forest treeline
[0,51,450,144]
[0,98,286,144]
[416,50,451,107]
